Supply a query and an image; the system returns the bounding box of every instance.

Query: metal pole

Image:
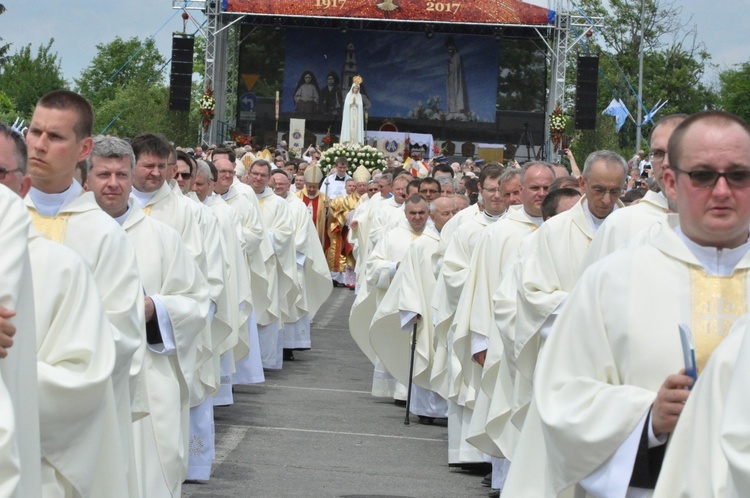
[635,0,646,152]
[404,320,418,425]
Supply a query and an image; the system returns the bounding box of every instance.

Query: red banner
[225,0,552,26]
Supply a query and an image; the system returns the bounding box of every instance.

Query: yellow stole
[29,211,72,244]
[690,268,749,372]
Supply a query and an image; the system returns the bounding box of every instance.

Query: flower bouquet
[549,105,567,150]
[319,142,388,176]
[199,86,216,131]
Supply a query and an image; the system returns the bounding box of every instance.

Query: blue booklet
[678,324,697,384]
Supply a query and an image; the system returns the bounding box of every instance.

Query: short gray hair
[498,168,521,185]
[195,159,212,181]
[582,150,627,179]
[87,135,136,172]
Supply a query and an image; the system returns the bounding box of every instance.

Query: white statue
[340,76,365,145]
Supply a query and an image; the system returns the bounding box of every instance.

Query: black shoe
[283,349,295,361]
[488,490,501,498]
[394,399,406,407]
[417,416,435,425]
[481,473,492,486]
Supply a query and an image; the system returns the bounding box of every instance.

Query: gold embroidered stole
[142,205,153,216]
[29,210,72,244]
[689,268,748,372]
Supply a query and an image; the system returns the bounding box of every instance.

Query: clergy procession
[3,86,750,498]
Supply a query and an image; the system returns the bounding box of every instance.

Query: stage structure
[176,0,602,162]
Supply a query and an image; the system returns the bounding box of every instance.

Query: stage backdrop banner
[289,118,306,154]
[282,28,499,123]
[225,0,553,25]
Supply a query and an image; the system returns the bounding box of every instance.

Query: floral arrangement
[199,86,216,131]
[549,105,568,149]
[318,142,387,176]
[322,127,334,148]
[230,129,252,146]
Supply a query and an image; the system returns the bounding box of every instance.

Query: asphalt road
[182,287,490,498]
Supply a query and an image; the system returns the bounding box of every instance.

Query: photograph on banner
[281,27,500,123]
[289,118,306,154]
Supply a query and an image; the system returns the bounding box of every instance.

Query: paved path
[183,287,489,497]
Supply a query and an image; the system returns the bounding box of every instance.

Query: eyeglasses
[649,150,667,163]
[0,167,21,179]
[174,172,192,179]
[590,186,624,197]
[481,187,502,196]
[672,166,750,189]
[217,170,235,176]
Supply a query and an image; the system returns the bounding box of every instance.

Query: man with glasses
[505,112,750,496]
[584,114,688,264]
[500,150,626,494]
[430,166,512,467]
[244,159,299,366]
[268,169,332,359]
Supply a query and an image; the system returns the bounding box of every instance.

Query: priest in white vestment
[369,197,456,420]
[0,180,42,498]
[87,136,211,497]
[193,161,261,400]
[367,174,410,246]
[504,112,750,497]
[430,166,510,465]
[652,314,748,498]
[512,152,627,430]
[214,157,281,373]
[270,169,333,353]
[25,91,146,498]
[583,114,687,265]
[245,159,300,367]
[350,195,430,400]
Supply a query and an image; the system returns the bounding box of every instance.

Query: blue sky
[0,0,745,87]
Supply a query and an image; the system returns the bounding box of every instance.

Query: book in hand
[678,323,697,385]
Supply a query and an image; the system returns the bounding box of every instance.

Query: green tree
[75,37,165,108]
[0,5,11,67]
[0,89,16,124]
[95,81,198,145]
[569,0,716,152]
[0,39,67,117]
[719,60,750,122]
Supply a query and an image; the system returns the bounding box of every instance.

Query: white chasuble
[583,190,668,265]
[653,315,748,498]
[370,227,441,389]
[0,186,41,498]
[123,206,209,497]
[27,185,145,498]
[430,210,493,400]
[29,233,123,498]
[529,218,750,497]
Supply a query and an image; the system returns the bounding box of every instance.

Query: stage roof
[223,0,555,26]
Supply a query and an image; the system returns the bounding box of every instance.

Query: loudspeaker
[169,34,195,111]
[575,55,599,130]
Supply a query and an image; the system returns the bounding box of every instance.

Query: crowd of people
[2,87,750,498]
[1,89,336,497]
[345,110,750,498]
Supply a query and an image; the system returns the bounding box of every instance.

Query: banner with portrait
[281,28,500,124]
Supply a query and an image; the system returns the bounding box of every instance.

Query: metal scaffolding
[177,0,603,157]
